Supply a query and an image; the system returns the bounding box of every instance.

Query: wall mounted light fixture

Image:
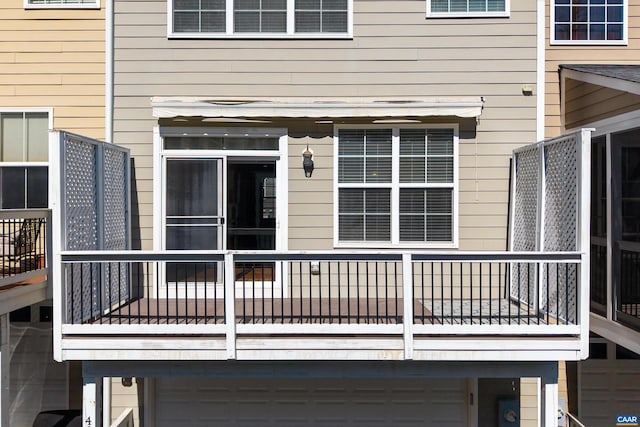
[302,145,314,178]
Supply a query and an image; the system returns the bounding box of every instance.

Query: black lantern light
[302,145,314,178]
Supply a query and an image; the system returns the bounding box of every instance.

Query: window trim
[167,0,353,39]
[25,0,100,9]
[0,108,53,163]
[0,108,52,210]
[333,124,459,249]
[550,0,628,46]
[426,0,510,18]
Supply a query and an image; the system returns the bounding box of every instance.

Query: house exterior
[42,1,594,426]
[0,0,105,425]
[544,0,640,424]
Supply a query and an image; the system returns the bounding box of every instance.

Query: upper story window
[335,126,458,248]
[25,0,100,9]
[551,0,627,45]
[170,0,352,38]
[427,0,509,17]
[0,111,49,209]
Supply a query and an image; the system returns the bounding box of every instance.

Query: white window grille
[427,0,509,17]
[335,126,457,247]
[0,112,49,209]
[170,0,351,37]
[551,0,626,45]
[25,0,100,9]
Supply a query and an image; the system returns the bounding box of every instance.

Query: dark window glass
[616,345,640,360]
[0,166,48,209]
[589,342,607,359]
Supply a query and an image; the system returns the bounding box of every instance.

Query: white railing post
[402,253,413,360]
[579,128,592,357]
[50,131,64,362]
[225,253,236,359]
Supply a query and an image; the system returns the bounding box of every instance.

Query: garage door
[155,377,468,427]
[10,322,67,426]
[580,359,640,426]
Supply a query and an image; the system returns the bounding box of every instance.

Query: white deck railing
[0,209,51,289]
[59,250,585,332]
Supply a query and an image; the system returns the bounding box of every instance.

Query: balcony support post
[402,254,413,360]
[0,314,9,427]
[225,253,236,359]
[541,374,559,427]
[82,370,103,427]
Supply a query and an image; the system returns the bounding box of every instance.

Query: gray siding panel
[114,0,538,251]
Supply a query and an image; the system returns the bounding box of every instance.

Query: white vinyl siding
[551,0,627,45]
[25,0,99,8]
[427,0,509,17]
[170,0,351,37]
[335,126,457,247]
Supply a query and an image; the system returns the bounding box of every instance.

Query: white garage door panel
[156,378,468,427]
[581,360,640,425]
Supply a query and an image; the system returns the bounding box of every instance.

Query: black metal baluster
[337,262,342,324]
[357,262,361,323]
[319,261,323,324]
[347,262,351,323]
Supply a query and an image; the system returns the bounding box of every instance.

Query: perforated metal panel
[542,135,579,322]
[510,131,586,324]
[59,132,130,323]
[64,138,100,322]
[511,146,539,305]
[64,138,98,251]
[103,146,130,308]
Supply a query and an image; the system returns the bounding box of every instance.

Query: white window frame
[333,124,459,249]
[25,0,100,9]
[550,0,628,46]
[167,0,353,39]
[426,0,510,18]
[0,108,52,209]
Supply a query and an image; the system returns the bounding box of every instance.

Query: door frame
[153,126,288,253]
[152,127,289,298]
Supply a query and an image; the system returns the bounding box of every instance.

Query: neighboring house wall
[544,0,640,138]
[0,1,106,423]
[0,0,105,139]
[563,80,640,129]
[113,0,539,251]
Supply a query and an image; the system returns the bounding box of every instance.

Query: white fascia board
[562,68,640,96]
[151,98,485,119]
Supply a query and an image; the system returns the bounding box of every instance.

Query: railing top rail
[60,250,583,263]
[565,411,587,427]
[617,240,640,253]
[0,209,51,220]
[512,128,591,155]
[411,251,581,262]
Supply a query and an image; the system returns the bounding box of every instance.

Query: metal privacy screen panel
[60,132,130,323]
[510,131,586,324]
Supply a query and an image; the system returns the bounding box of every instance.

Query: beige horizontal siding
[114,0,538,251]
[0,0,105,139]
[565,85,640,129]
[520,378,539,427]
[545,0,640,137]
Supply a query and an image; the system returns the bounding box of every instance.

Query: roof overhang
[151,97,484,119]
[560,65,640,96]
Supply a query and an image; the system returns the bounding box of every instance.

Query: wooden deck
[92,297,422,325]
[88,297,549,326]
